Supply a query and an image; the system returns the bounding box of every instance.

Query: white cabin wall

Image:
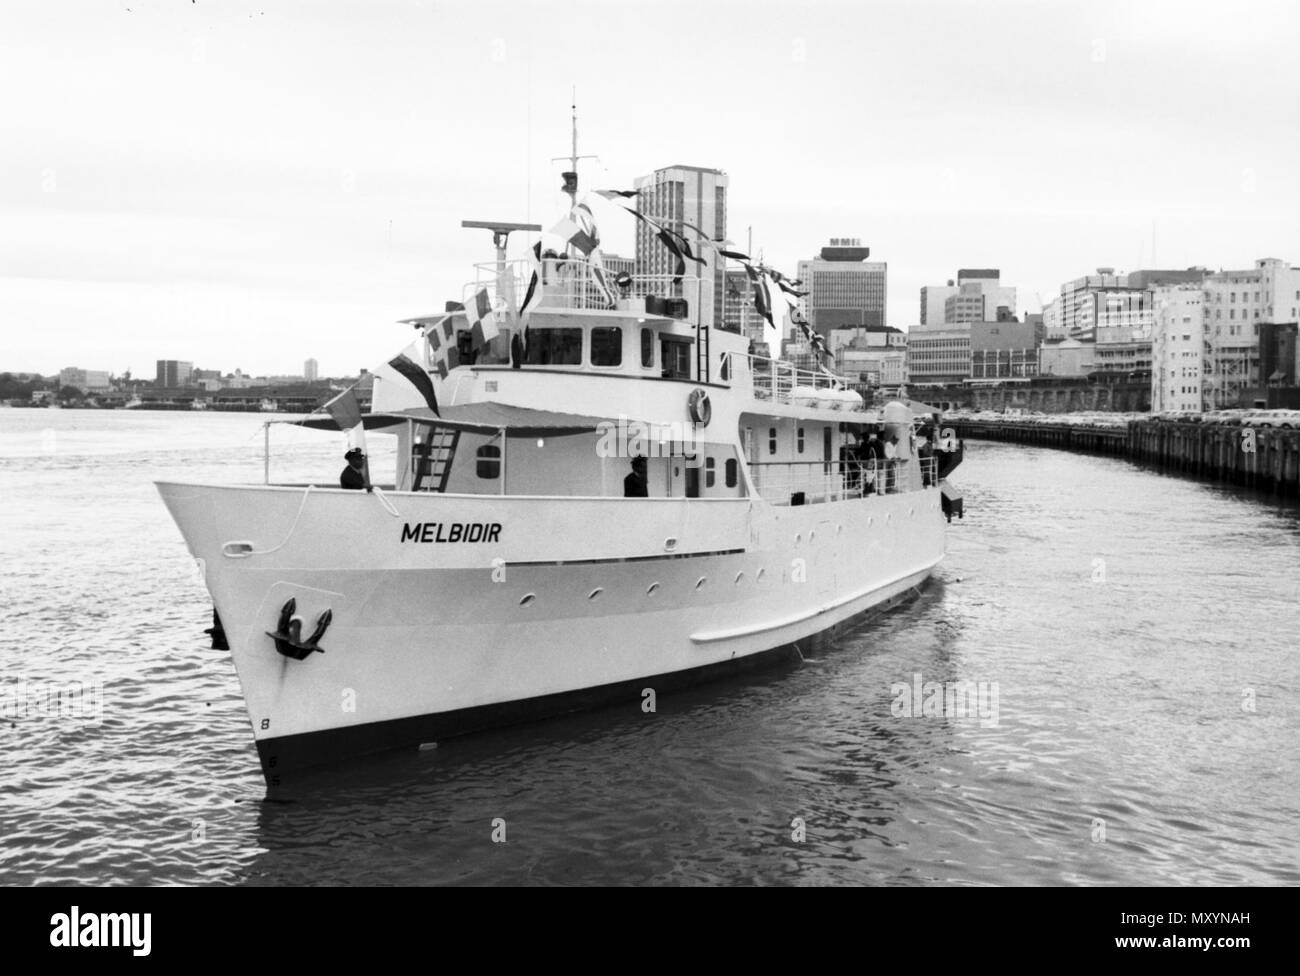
[503,433,605,497]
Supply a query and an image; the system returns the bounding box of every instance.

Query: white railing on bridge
[463,257,709,318]
[729,353,861,408]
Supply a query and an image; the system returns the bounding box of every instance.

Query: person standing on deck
[623,456,649,497]
[340,448,368,490]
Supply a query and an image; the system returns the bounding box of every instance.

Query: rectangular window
[797,427,805,453]
[725,457,737,488]
[705,456,715,488]
[524,328,582,365]
[769,427,777,455]
[476,444,501,479]
[661,339,691,379]
[641,328,654,368]
[590,327,622,367]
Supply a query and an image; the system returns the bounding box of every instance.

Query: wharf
[949,420,1300,496]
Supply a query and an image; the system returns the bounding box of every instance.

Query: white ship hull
[158,481,944,781]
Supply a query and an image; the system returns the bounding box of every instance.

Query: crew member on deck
[340,448,367,490]
[623,456,648,498]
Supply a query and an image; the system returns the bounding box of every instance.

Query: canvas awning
[285,402,614,437]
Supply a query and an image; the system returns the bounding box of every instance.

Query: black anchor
[266,597,332,660]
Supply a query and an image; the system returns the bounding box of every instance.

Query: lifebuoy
[688,388,711,426]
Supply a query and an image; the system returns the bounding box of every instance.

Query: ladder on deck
[696,323,711,383]
[411,428,460,492]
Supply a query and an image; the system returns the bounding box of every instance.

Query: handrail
[462,257,709,315]
[735,353,857,406]
[746,456,938,504]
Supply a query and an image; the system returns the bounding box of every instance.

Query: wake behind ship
[157,170,963,786]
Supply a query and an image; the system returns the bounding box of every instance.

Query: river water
[1,409,1296,886]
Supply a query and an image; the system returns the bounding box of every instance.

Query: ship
[156,158,963,786]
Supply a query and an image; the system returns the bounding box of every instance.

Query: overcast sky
[3,0,1297,377]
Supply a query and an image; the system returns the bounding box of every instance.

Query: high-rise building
[795,239,887,338]
[304,358,319,382]
[633,165,727,330]
[1150,284,1207,412]
[722,269,768,342]
[1199,258,1300,406]
[921,269,1015,326]
[155,360,193,388]
[920,281,956,327]
[1148,258,1300,409]
[600,253,635,278]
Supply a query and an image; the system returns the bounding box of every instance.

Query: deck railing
[728,353,858,407]
[748,457,938,505]
[463,257,708,317]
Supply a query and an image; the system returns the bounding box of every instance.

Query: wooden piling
[951,419,1300,496]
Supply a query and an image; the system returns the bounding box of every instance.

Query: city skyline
[3,0,1297,376]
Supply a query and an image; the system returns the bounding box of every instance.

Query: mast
[554,88,595,206]
[566,91,577,206]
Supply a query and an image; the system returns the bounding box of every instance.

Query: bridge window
[705,456,716,487]
[725,458,737,488]
[641,328,655,368]
[797,427,805,453]
[591,327,622,367]
[769,427,777,455]
[476,444,501,479]
[661,338,691,379]
[524,328,582,366]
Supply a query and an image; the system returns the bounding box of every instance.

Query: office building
[304,358,319,382]
[633,165,727,330]
[155,360,193,388]
[906,324,971,386]
[58,368,111,393]
[921,269,1015,326]
[723,269,768,342]
[795,238,887,338]
[969,320,1043,381]
[1150,284,1208,412]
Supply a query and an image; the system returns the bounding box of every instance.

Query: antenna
[551,88,597,206]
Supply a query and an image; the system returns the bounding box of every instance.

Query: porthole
[756,568,766,581]
[519,593,536,607]
[695,576,707,589]
[647,582,660,596]
[794,533,802,544]
[588,587,603,600]
[734,571,745,584]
